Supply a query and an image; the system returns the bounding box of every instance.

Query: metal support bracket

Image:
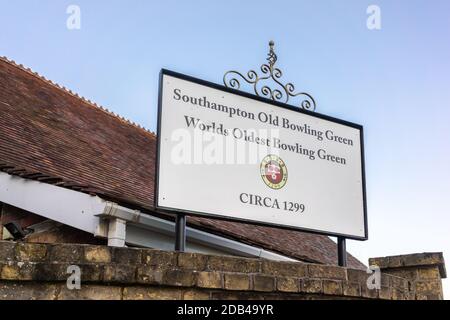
[175,214,186,251]
[337,237,347,267]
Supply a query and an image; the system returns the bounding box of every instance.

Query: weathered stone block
[416,292,442,300]
[389,275,408,292]
[142,249,176,268]
[252,275,275,292]
[182,289,210,300]
[84,246,111,263]
[402,252,443,267]
[347,269,368,283]
[276,277,299,293]
[361,284,378,299]
[0,281,57,300]
[49,244,83,263]
[391,288,408,300]
[386,255,404,268]
[385,268,417,281]
[207,255,260,273]
[378,286,392,300]
[104,264,136,283]
[367,257,390,268]
[323,280,343,296]
[112,247,142,265]
[77,264,104,282]
[136,266,163,284]
[16,243,47,262]
[414,280,442,295]
[162,269,197,287]
[58,284,122,300]
[223,273,250,291]
[379,273,391,287]
[418,266,440,280]
[301,279,322,294]
[210,291,240,300]
[262,260,307,277]
[307,264,347,280]
[0,241,16,262]
[178,252,207,271]
[210,291,265,300]
[342,281,361,297]
[369,252,446,278]
[3,262,69,282]
[0,263,19,280]
[196,271,222,289]
[123,286,181,300]
[1,262,36,280]
[33,263,69,281]
[415,293,428,300]
[370,255,404,269]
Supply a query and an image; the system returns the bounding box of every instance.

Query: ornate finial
[223,41,316,111]
[267,41,277,69]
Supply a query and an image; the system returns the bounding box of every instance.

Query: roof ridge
[0,56,156,138]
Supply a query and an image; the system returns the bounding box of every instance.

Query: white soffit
[0,171,102,233]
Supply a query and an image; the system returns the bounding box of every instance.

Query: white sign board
[156,70,367,240]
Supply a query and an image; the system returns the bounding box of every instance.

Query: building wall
[0,241,445,300]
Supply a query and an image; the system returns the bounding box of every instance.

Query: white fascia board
[0,172,103,233]
[0,171,296,262]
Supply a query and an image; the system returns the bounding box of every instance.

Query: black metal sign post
[337,237,347,267]
[175,214,186,251]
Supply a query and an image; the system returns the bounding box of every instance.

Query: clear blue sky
[1,0,449,297]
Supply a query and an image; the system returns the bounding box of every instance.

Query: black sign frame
[155,69,368,241]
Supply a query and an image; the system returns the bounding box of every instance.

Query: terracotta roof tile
[0,57,365,269]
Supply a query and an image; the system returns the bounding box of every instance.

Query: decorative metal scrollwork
[223,41,316,111]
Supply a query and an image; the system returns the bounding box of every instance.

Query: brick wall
[0,241,445,300]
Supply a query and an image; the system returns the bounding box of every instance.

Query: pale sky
[1,0,449,298]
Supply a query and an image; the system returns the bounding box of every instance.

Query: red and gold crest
[260,155,288,190]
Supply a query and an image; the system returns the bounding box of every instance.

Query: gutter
[97,202,296,262]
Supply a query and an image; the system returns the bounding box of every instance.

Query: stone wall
[0,241,445,300]
[369,252,446,300]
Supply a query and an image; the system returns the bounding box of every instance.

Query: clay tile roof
[0,57,365,269]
